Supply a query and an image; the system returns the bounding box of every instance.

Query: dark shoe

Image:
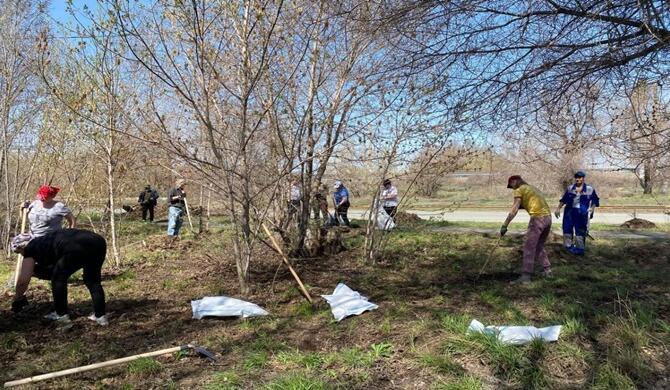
[11,296,28,313]
[568,246,585,256]
[510,273,532,285]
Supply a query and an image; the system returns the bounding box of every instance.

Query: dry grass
[0,219,668,389]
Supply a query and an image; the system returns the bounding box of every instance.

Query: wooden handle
[261,223,313,304]
[13,206,29,288]
[183,198,194,231]
[4,345,186,387]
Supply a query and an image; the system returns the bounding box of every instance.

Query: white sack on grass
[467,319,561,345]
[376,208,395,231]
[191,296,269,319]
[321,283,378,322]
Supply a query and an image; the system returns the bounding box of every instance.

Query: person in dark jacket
[138,185,160,222]
[167,179,187,236]
[554,171,599,255]
[332,180,351,227]
[10,229,108,326]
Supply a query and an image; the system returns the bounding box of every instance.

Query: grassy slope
[0,219,668,389]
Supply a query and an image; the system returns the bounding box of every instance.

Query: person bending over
[10,229,108,326]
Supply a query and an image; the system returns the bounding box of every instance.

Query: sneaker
[88,313,109,326]
[510,273,532,285]
[44,311,68,321]
[541,269,553,278]
[44,312,72,329]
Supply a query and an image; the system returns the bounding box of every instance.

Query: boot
[563,234,573,250]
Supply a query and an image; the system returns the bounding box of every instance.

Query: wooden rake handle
[261,223,313,304]
[13,205,29,288]
[4,345,200,387]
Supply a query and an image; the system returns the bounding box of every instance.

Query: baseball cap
[507,175,522,188]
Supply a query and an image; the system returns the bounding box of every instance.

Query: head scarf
[37,185,60,201]
[334,180,343,189]
[10,234,32,253]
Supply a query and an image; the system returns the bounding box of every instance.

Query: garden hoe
[3,344,216,388]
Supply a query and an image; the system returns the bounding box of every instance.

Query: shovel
[3,344,215,388]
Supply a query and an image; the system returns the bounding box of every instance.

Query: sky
[48,0,98,25]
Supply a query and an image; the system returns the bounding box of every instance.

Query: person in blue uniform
[554,171,599,255]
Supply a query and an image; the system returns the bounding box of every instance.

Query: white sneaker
[87,313,109,326]
[44,311,69,321]
[44,312,72,329]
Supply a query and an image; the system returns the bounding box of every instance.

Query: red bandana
[37,185,60,201]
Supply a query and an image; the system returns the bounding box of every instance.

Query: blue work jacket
[560,184,600,214]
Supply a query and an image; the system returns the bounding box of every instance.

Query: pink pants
[523,215,552,274]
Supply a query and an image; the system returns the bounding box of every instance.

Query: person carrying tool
[333,180,351,227]
[10,185,77,314]
[27,185,76,237]
[500,175,553,284]
[554,171,599,255]
[137,184,160,222]
[167,179,186,236]
[380,179,399,222]
[9,229,108,327]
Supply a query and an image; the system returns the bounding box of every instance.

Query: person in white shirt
[380,179,399,221]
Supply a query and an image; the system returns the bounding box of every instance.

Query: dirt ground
[1,222,668,389]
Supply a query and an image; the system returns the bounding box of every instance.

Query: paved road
[348,209,670,225]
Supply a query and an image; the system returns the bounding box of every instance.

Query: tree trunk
[643,160,653,194]
[106,147,120,267]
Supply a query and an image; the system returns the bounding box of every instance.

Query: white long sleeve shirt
[381,185,398,207]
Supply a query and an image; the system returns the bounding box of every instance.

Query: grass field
[348,183,670,211]
[0,218,668,389]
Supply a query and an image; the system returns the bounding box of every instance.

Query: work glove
[11,296,28,313]
[22,201,30,209]
[500,225,508,237]
[554,210,560,219]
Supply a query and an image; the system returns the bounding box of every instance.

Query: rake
[474,235,503,283]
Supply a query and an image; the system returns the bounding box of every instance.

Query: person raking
[500,175,553,284]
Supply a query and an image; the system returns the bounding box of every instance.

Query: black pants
[142,205,155,221]
[35,248,106,317]
[384,206,397,222]
[336,202,350,226]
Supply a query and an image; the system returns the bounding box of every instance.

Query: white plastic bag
[191,296,269,319]
[376,207,395,231]
[467,319,561,345]
[321,283,378,322]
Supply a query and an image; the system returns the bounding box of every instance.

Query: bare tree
[0,0,46,248]
[608,80,670,194]
[109,0,319,294]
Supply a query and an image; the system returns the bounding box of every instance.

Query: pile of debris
[620,218,657,229]
[395,211,421,225]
